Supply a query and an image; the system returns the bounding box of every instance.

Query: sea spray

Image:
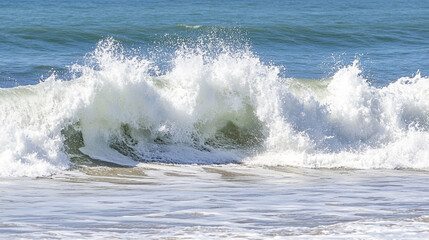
[247,62,429,168]
[0,76,94,176]
[1,37,429,177]
[77,37,290,165]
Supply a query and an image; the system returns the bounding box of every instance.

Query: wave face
[1,38,429,176]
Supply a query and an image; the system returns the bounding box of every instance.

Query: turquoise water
[1,0,428,87]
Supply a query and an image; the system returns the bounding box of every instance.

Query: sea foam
[1,38,429,176]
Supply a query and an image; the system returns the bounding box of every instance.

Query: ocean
[1,0,429,239]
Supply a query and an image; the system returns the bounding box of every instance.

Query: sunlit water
[1,0,429,238]
[2,165,429,239]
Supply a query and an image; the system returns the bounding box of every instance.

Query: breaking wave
[1,37,429,176]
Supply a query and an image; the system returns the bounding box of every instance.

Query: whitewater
[1,38,428,177]
[2,0,429,238]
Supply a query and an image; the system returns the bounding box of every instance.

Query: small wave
[176,24,202,29]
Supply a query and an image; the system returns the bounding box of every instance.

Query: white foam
[0,77,95,177]
[247,61,429,169]
[1,38,429,176]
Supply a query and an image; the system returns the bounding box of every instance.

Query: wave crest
[1,38,429,176]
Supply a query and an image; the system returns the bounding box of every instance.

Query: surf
[1,37,429,177]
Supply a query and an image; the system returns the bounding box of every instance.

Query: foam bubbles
[0,76,94,176]
[247,62,429,169]
[1,37,429,176]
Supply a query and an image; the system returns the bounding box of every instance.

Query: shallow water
[2,165,429,239]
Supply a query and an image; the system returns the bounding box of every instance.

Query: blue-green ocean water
[1,0,428,87]
[2,1,429,239]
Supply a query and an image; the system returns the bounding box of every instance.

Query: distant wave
[176,24,203,29]
[1,37,429,177]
